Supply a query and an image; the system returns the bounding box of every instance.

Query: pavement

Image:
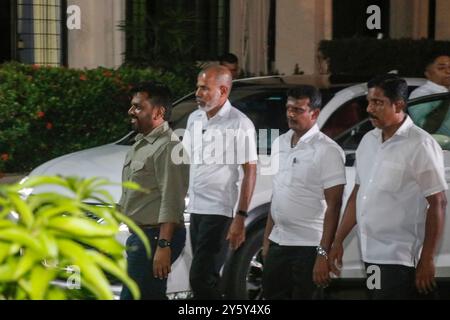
[0,173,26,185]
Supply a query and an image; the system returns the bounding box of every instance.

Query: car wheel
[222,226,264,299]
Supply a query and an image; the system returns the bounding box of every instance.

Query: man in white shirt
[329,74,447,299]
[184,65,258,299]
[409,54,450,134]
[409,54,450,99]
[262,85,346,299]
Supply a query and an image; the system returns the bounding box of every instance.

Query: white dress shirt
[183,100,258,217]
[409,80,449,99]
[355,116,447,267]
[269,124,346,246]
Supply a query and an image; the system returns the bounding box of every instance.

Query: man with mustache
[183,65,257,299]
[329,74,447,299]
[262,85,346,299]
[119,82,189,300]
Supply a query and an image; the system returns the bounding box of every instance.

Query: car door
[408,92,450,278]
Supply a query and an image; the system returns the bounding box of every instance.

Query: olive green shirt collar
[135,121,170,144]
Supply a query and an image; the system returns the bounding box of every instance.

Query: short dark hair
[219,53,238,64]
[130,82,172,121]
[287,85,322,110]
[423,51,450,70]
[367,74,408,103]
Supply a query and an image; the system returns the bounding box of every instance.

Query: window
[408,93,450,150]
[16,0,66,66]
[125,0,229,64]
[322,96,369,139]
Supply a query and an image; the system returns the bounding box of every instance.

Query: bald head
[196,65,233,116]
[199,65,233,90]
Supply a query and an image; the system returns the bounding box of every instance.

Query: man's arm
[416,191,447,294]
[313,184,344,286]
[153,141,189,279]
[262,209,274,260]
[328,184,359,276]
[226,162,257,250]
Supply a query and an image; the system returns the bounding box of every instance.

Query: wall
[67,0,125,69]
[275,0,332,75]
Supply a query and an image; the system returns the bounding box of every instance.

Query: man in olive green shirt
[119,82,189,300]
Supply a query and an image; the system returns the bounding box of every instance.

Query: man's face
[128,92,161,134]
[196,72,223,112]
[425,55,450,88]
[366,87,402,129]
[221,62,239,79]
[286,97,319,134]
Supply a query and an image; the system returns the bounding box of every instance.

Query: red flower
[46,122,53,130]
[32,64,41,70]
[79,74,87,81]
[37,111,45,118]
[103,70,113,78]
[1,153,9,161]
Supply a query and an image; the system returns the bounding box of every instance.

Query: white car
[24,75,450,299]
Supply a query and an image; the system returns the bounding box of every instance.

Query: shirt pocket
[290,161,310,186]
[376,161,404,192]
[129,160,156,190]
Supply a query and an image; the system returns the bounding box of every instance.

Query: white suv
[24,76,450,299]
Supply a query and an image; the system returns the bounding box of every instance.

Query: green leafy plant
[0,176,150,300]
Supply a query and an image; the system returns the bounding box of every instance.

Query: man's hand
[153,247,171,279]
[313,256,330,287]
[328,242,343,277]
[416,257,437,294]
[226,216,245,250]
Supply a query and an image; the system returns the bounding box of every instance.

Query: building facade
[1,0,450,75]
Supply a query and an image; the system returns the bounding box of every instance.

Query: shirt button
[363,196,367,200]
[369,179,373,183]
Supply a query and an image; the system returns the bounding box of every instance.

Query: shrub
[0,62,193,173]
[0,176,149,300]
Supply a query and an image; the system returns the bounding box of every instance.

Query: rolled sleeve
[411,138,448,197]
[236,118,258,164]
[154,141,189,224]
[319,145,346,189]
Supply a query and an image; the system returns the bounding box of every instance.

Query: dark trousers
[364,263,439,300]
[120,227,186,300]
[189,213,231,300]
[263,242,318,300]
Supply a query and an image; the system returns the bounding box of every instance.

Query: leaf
[57,239,114,300]
[112,212,150,257]
[47,216,118,238]
[0,228,45,254]
[29,265,58,300]
[87,250,140,300]
[8,194,34,228]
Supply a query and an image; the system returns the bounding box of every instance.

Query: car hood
[29,143,130,202]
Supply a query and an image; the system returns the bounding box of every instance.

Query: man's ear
[155,106,165,120]
[219,85,229,97]
[394,100,406,113]
[311,108,320,120]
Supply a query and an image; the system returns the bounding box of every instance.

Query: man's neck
[206,100,227,119]
[142,120,165,136]
[381,115,406,142]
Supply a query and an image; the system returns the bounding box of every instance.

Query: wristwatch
[236,210,248,218]
[158,239,171,248]
[316,245,328,259]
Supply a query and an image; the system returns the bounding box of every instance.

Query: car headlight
[18,176,33,200]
